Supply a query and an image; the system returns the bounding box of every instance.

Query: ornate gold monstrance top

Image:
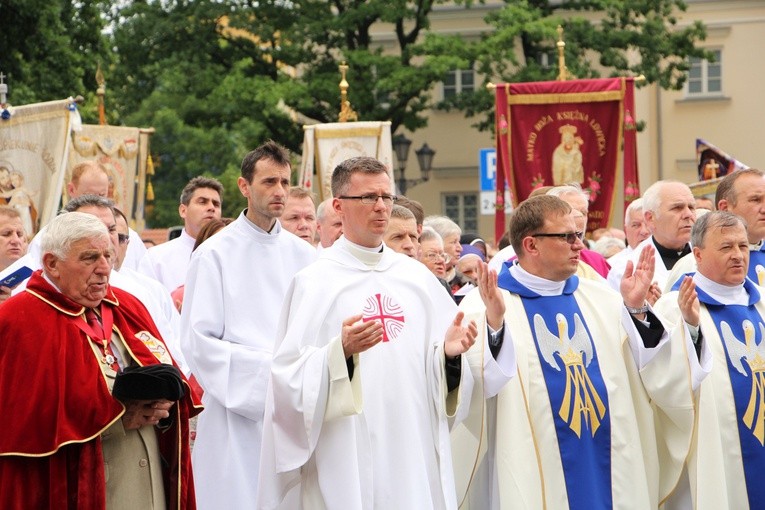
[338,62,358,122]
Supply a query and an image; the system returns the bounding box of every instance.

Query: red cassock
[0,271,202,510]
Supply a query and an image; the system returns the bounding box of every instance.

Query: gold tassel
[146,154,155,176]
[146,181,154,201]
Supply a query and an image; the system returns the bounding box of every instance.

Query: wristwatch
[624,302,649,315]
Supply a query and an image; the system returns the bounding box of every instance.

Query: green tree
[2,0,710,227]
[107,0,304,226]
[0,0,112,117]
[441,0,711,131]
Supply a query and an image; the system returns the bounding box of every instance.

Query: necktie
[85,308,104,339]
[85,309,119,372]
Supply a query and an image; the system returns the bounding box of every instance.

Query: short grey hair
[547,184,589,201]
[592,236,626,258]
[63,194,115,214]
[423,215,461,240]
[419,226,443,247]
[691,210,747,249]
[624,198,644,225]
[316,198,333,221]
[390,205,415,221]
[42,212,109,260]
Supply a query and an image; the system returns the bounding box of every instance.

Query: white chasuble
[655,277,765,509]
[455,270,696,510]
[258,238,473,510]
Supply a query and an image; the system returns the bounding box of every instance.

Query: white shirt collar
[692,271,749,306]
[509,262,566,296]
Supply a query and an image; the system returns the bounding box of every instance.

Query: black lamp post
[392,133,435,196]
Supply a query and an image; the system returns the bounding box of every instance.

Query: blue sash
[748,246,765,286]
[700,280,765,507]
[499,267,612,510]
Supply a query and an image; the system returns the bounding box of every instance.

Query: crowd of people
[0,141,764,510]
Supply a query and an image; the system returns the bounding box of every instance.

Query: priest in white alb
[139,176,223,292]
[180,142,316,509]
[257,157,478,509]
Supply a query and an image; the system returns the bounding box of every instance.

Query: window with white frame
[443,68,475,99]
[443,193,478,232]
[687,49,722,97]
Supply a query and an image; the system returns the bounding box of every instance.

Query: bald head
[68,162,109,199]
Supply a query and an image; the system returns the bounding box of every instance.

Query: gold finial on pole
[556,25,572,81]
[96,62,107,125]
[338,62,358,122]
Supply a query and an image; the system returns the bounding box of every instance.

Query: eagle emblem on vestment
[534,313,607,438]
[721,319,765,445]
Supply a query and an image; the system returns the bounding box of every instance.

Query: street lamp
[392,133,435,196]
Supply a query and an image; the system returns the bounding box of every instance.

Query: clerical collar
[692,271,749,306]
[241,209,281,235]
[750,240,763,251]
[652,237,691,270]
[509,261,566,296]
[343,237,384,268]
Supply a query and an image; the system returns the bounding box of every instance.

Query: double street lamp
[392,133,436,196]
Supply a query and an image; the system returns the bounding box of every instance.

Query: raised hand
[621,244,656,309]
[444,311,478,358]
[477,262,505,331]
[678,276,700,327]
[341,313,384,358]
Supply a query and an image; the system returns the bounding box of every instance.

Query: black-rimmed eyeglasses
[337,194,398,205]
[530,231,584,244]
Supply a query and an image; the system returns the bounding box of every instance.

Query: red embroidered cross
[362,293,405,342]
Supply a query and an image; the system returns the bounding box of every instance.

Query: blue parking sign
[479,148,512,215]
[479,148,497,192]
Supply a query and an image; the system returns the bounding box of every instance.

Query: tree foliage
[0,0,112,110]
[0,0,710,226]
[440,0,711,131]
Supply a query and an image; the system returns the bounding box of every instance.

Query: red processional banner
[494,77,639,241]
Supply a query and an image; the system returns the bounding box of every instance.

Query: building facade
[372,0,765,244]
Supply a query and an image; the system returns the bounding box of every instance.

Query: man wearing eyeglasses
[454,195,705,510]
[258,156,480,509]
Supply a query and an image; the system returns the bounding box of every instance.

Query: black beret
[112,364,186,402]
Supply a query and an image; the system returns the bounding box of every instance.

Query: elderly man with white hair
[607,180,696,292]
[0,212,200,508]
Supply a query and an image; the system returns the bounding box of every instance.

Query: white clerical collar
[750,240,763,251]
[342,237,384,268]
[179,229,196,247]
[241,210,281,235]
[509,261,566,296]
[692,271,749,306]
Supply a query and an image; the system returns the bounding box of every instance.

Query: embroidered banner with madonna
[493,78,639,241]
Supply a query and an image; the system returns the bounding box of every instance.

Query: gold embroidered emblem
[534,313,607,438]
[135,331,173,365]
[755,265,765,287]
[721,320,765,445]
